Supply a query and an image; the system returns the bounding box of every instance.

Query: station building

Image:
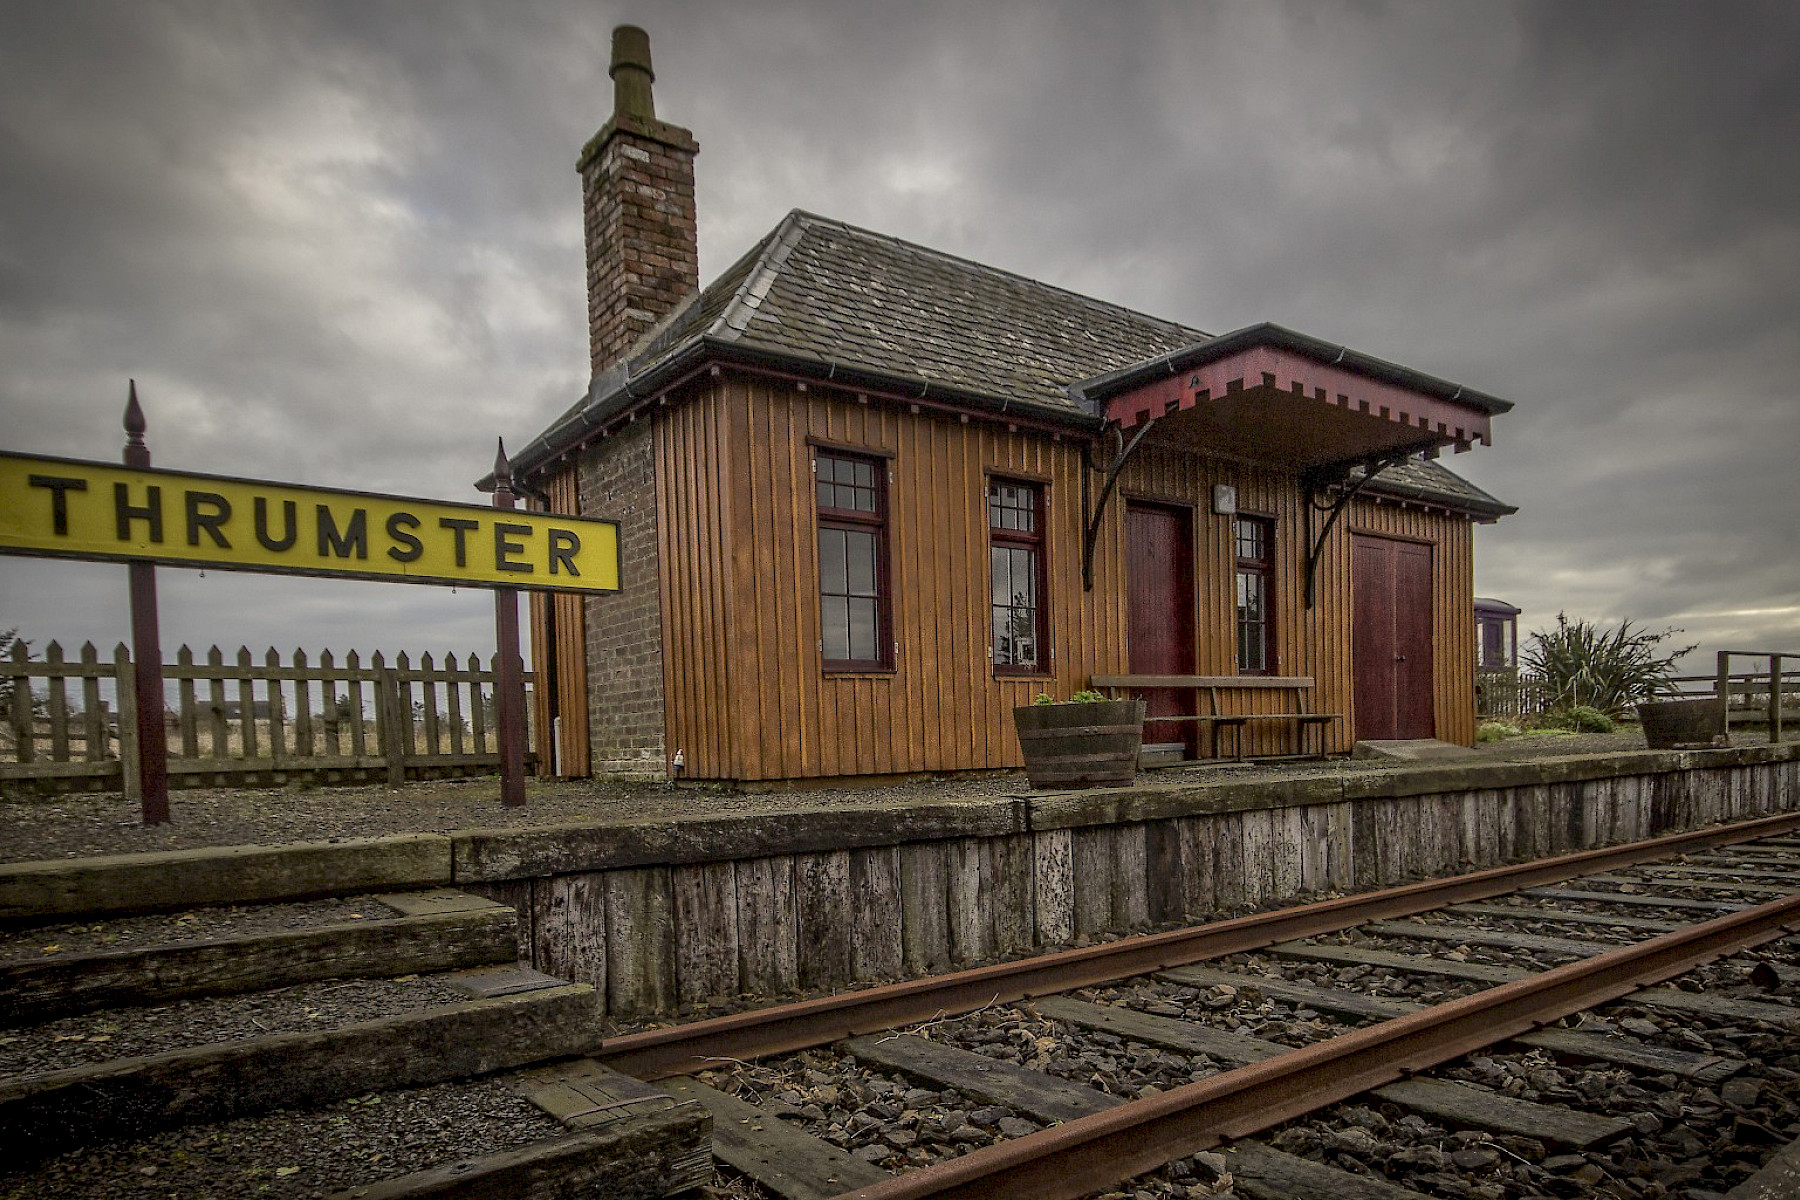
[506,27,1516,784]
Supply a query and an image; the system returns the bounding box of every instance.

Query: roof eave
[489,338,1105,488]
[1069,322,1514,418]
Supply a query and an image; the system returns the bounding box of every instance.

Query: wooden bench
[1089,675,1341,761]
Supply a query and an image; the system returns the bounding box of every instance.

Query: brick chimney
[578,25,699,379]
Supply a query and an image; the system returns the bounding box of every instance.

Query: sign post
[121,384,170,825]
[491,441,527,808]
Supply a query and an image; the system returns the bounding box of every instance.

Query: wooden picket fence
[1474,668,1550,719]
[2,641,534,796]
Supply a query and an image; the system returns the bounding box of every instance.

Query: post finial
[123,379,150,468]
[124,380,145,442]
[493,437,513,492]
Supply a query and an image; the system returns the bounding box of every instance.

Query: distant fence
[3,641,534,795]
[1478,652,1796,733]
[1475,668,1548,719]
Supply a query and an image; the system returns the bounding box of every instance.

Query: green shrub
[1522,613,1695,718]
[1565,704,1616,733]
[1476,720,1523,743]
[1533,704,1618,734]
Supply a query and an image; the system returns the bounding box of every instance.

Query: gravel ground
[0,896,392,959]
[2,728,1771,866]
[1,974,471,1077]
[0,1074,564,1200]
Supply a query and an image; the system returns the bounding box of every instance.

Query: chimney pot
[610,25,655,122]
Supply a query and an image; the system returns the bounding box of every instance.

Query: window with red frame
[1235,515,1274,673]
[816,450,891,670]
[989,478,1048,673]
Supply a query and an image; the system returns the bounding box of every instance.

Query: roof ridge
[780,208,1210,342]
[709,210,810,343]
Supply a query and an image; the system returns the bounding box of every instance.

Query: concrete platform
[1352,739,1483,762]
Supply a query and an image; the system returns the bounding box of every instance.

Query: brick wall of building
[577,419,665,774]
[578,119,699,377]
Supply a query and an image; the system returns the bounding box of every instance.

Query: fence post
[114,643,141,807]
[379,666,407,788]
[7,641,31,764]
[1717,650,1732,739]
[491,439,527,808]
[1772,655,1785,745]
[122,383,171,824]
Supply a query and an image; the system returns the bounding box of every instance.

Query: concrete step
[0,849,708,1196]
[0,888,519,1024]
[0,965,597,1161]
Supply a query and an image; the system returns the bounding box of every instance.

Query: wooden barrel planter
[1013,699,1146,789]
[1637,699,1726,749]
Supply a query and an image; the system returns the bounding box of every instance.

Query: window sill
[822,666,896,678]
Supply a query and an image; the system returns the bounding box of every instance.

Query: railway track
[567,812,1800,1199]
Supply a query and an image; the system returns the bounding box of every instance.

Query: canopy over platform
[1070,322,1511,473]
[1071,323,1516,598]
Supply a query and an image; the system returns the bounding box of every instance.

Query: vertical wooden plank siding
[655,391,739,779]
[653,379,1483,778]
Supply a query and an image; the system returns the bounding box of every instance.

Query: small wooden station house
[509,28,1516,783]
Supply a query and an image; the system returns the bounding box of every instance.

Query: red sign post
[122,384,171,825]
[490,440,528,809]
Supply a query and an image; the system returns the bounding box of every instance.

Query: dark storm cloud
[1,0,1796,664]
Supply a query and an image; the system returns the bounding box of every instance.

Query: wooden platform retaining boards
[2,742,1795,1026]
[452,742,1800,1018]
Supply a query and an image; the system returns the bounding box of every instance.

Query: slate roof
[1350,456,1516,519]
[514,209,1510,516]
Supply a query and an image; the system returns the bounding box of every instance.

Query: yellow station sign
[0,452,619,593]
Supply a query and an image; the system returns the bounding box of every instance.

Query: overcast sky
[2,0,1796,678]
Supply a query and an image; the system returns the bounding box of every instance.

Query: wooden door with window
[1352,534,1435,741]
[1126,502,1196,750]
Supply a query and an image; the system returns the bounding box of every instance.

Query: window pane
[846,529,877,596]
[822,595,850,660]
[988,481,1038,533]
[855,461,874,489]
[1012,547,1036,607]
[819,528,847,592]
[1238,571,1263,622]
[848,597,878,661]
[991,546,1012,606]
[1237,568,1267,671]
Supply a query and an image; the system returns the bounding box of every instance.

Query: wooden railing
[3,641,534,796]
[1669,650,1798,743]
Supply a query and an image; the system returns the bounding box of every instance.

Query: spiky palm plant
[1522,614,1695,719]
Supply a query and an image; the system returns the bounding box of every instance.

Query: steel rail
[595,809,1800,1079]
[829,884,1800,1200]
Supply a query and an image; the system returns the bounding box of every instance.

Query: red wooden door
[1126,503,1195,748]
[1352,534,1435,741]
